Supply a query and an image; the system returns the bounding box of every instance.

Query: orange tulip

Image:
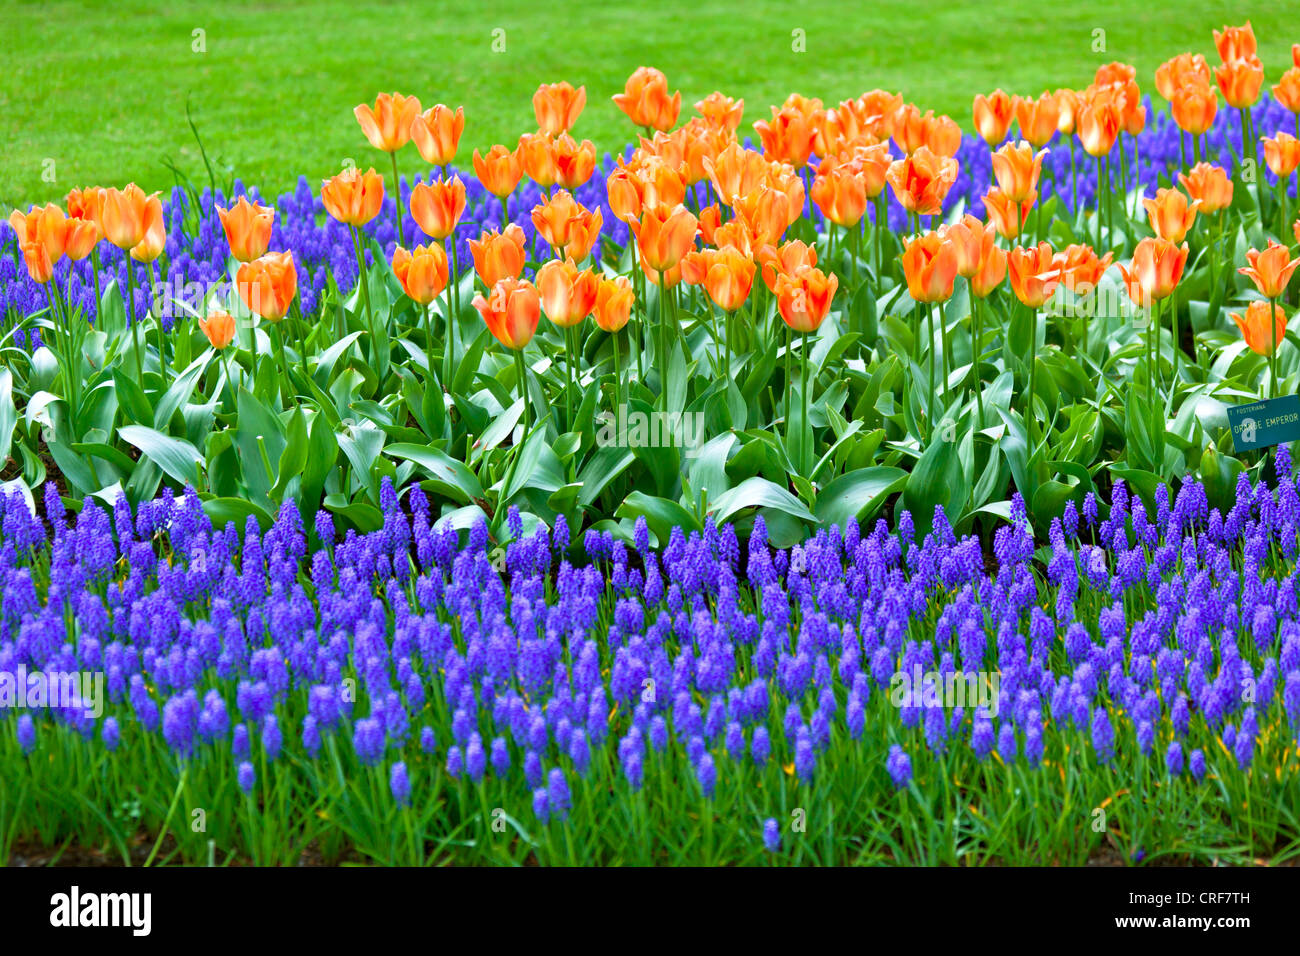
[517,133,558,189]
[811,162,868,228]
[593,276,635,333]
[1295,43,1300,69]
[217,196,274,263]
[697,203,722,245]
[1077,93,1122,157]
[469,224,528,288]
[765,165,807,229]
[631,202,698,273]
[1213,21,1256,62]
[1058,243,1114,293]
[612,67,681,132]
[1275,68,1300,114]
[128,193,166,263]
[1263,133,1300,179]
[925,115,963,158]
[901,231,959,304]
[237,251,297,322]
[391,243,450,306]
[891,104,930,156]
[757,239,818,293]
[983,187,1035,240]
[775,266,837,333]
[886,146,959,217]
[409,176,467,240]
[64,187,104,227]
[1155,53,1210,101]
[11,203,68,262]
[411,104,465,167]
[536,258,599,328]
[20,240,53,284]
[1143,188,1199,244]
[1215,57,1264,109]
[680,121,730,185]
[682,245,755,312]
[938,214,986,279]
[473,277,540,351]
[1094,62,1136,87]
[1178,163,1233,213]
[1007,242,1062,308]
[1014,92,1060,149]
[97,184,156,251]
[354,92,422,153]
[321,167,384,227]
[973,90,1015,146]
[531,191,602,261]
[1228,299,1287,358]
[1239,241,1300,299]
[554,134,597,189]
[472,144,524,199]
[991,141,1045,204]
[1118,237,1188,305]
[198,311,237,350]
[703,142,768,204]
[969,229,1008,299]
[64,218,99,261]
[694,92,745,133]
[858,90,904,141]
[754,106,818,169]
[533,82,586,136]
[834,141,893,199]
[1055,88,1082,135]
[1170,78,1218,135]
[606,163,645,223]
[1231,301,1287,356]
[732,186,794,247]
[631,154,688,209]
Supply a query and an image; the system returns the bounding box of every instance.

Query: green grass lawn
[2,0,1293,208]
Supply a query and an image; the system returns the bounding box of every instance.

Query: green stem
[1270,296,1279,400]
[126,259,143,383]
[801,330,811,475]
[972,295,984,426]
[351,226,379,360]
[390,150,405,248]
[515,347,530,430]
[422,302,436,385]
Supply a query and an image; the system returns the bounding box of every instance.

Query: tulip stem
[444,233,460,386]
[421,302,436,386]
[91,248,102,319]
[926,300,937,440]
[564,324,575,431]
[515,348,530,431]
[1269,296,1279,400]
[150,262,169,388]
[612,330,622,411]
[656,270,669,413]
[1027,300,1038,452]
[125,261,143,383]
[801,330,811,475]
[351,227,379,363]
[971,295,984,427]
[390,151,405,248]
[1069,142,1078,216]
[272,324,292,406]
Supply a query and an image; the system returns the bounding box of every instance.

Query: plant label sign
[1227,395,1300,452]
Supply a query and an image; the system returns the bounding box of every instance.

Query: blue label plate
[1226,395,1300,452]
